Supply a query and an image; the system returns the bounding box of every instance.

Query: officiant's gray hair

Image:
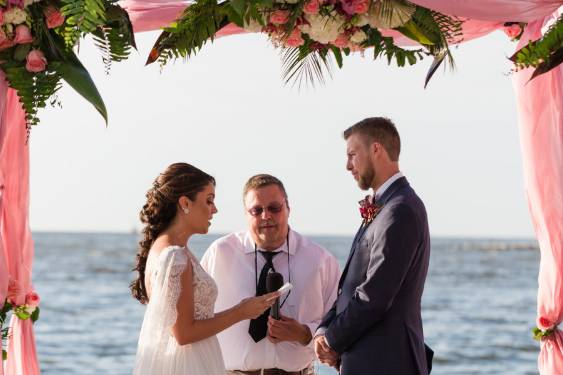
[343,117,401,161]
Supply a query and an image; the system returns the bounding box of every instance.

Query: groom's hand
[314,335,339,368]
[267,315,312,345]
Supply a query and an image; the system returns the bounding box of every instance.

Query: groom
[315,117,433,374]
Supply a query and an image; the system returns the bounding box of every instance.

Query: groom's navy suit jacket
[319,177,432,375]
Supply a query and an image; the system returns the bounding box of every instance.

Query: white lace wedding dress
[133,246,225,374]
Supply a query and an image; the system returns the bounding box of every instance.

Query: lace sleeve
[133,246,189,374]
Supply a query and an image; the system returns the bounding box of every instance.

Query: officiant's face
[244,185,290,250]
[346,133,375,190]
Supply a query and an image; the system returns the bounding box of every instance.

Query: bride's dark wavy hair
[130,162,215,304]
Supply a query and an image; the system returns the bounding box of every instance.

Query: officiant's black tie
[249,251,279,342]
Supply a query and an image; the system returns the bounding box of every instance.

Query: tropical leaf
[58,57,108,124]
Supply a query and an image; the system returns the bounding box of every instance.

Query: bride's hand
[238,291,280,320]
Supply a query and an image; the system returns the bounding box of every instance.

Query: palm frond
[281,45,334,89]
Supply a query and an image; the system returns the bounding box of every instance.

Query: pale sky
[29,29,534,238]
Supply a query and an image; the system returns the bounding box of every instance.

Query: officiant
[201,174,340,375]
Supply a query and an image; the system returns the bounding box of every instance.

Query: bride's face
[186,183,218,234]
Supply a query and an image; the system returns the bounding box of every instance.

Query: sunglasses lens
[249,207,264,216]
[267,204,283,213]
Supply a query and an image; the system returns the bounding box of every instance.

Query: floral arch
[0,0,562,374]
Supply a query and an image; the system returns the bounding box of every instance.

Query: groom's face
[244,185,290,251]
[346,133,375,190]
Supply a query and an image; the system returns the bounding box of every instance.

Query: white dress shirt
[374,171,404,198]
[201,229,340,371]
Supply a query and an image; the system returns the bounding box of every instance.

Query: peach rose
[504,24,522,40]
[285,28,304,47]
[25,49,47,72]
[14,24,33,44]
[332,33,349,48]
[537,316,555,331]
[25,291,40,308]
[44,5,65,29]
[303,0,320,15]
[270,10,290,25]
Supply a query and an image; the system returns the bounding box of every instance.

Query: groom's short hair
[243,174,288,201]
[343,117,401,161]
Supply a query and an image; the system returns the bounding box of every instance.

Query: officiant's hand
[267,315,312,345]
[314,335,339,368]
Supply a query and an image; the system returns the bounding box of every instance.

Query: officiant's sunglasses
[247,203,284,217]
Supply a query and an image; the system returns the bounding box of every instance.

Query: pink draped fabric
[0,73,39,374]
[512,8,563,374]
[409,0,562,22]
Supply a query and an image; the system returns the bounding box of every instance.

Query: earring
[183,208,190,215]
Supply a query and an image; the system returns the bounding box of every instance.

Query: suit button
[337,288,342,296]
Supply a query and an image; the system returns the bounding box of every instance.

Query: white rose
[367,0,415,29]
[284,0,300,4]
[302,12,345,44]
[350,30,367,44]
[243,18,264,33]
[4,7,29,25]
[24,305,36,315]
[353,14,369,27]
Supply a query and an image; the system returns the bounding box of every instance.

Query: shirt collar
[374,171,404,198]
[243,229,296,255]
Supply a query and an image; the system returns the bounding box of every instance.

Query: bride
[130,163,278,374]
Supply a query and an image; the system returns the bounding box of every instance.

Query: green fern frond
[61,0,107,47]
[511,14,563,71]
[92,4,136,73]
[4,65,63,126]
[147,0,229,66]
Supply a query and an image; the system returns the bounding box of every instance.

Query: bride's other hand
[238,292,280,319]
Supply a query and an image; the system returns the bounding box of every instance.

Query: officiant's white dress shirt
[201,229,340,372]
[375,171,404,198]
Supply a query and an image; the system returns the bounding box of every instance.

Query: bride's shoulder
[151,245,189,266]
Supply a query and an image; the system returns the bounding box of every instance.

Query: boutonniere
[358,195,383,224]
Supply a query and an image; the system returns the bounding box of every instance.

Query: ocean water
[31,232,540,374]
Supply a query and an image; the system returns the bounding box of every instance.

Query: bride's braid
[130,163,215,304]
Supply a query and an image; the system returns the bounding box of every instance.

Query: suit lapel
[338,177,410,288]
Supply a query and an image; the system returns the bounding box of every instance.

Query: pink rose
[270,10,290,25]
[25,49,47,72]
[25,291,40,308]
[537,316,555,331]
[342,0,369,15]
[44,5,65,29]
[504,24,522,40]
[14,24,33,44]
[7,278,22,305]
[303,0,320,15]
[332,33,349,48]
[285,28,304,47]
[0,9,4,25]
